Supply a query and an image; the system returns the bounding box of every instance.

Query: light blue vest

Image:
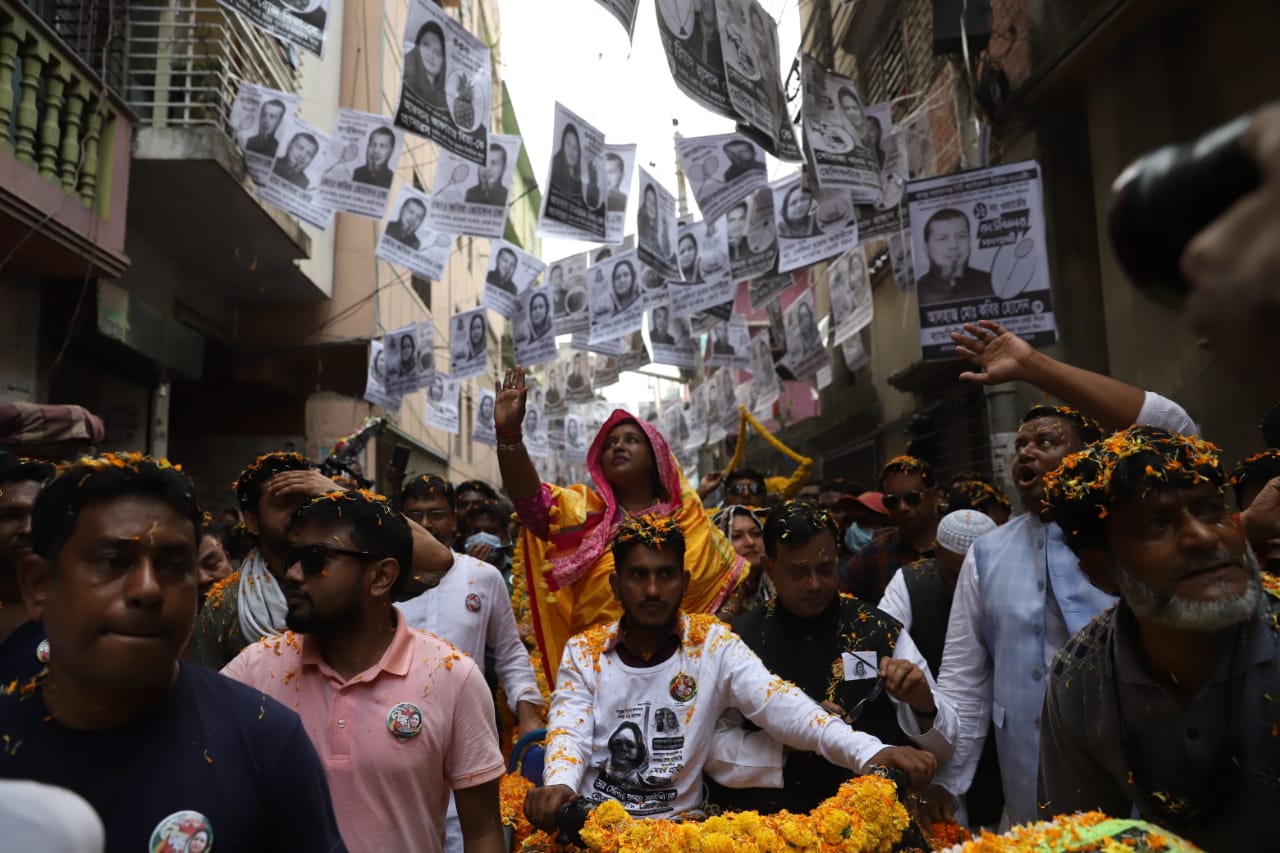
[972,514,1116,825]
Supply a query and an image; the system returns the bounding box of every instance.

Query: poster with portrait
[888,229,914,292]
[842,335,870,373]
[800,56,882,203]
[427,133,522,239]
[523,394,550,458]
[748,271,792,310]
[230,82,300,186]
[593,0,640,39]
[726,186,778,281]
[363,340,402,410]
[705,314,750,369]
[258,116,334,229]
[711,366,739,430]
[593,356,620,388]
[899,109,937,180]
[772,172,859,273]
[829,246,872,344]
[570,332,622,358]
[864,102,908,210]
[546,252,590,335]
[603,143,637,245]
[617,330,651,372]
[686,385,711,451]
[668,218,735,318]
[855,203,906,245]
[538,103,608,241]
[483,239,545,319]
[544,359,570,416]
[660,401,688,453]
[513,287,558,367]
[782,288,829,380]
[676,133,768,224]
[563,411,590,463]
[655,0,733,118]
[448,308,489,380]
[395,0,490,165]
[565,351,595,404]
[316,109,403,219]
[216,0,329,58]
[715,0,776,141]
[589,235,635,267]
[907,160,1056,360]
[472,388,497,447]
[648,307,697,369]
[635,168,681,282]
[382,321,436,396]
[588,249,647,344]
[748,333,781,413]
[376,186,454,280]
[424,373,461,434]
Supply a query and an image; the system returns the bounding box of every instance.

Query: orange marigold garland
[937,812,1200,852]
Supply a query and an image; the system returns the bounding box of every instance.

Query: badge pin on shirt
[387,701,424,741]
[149,809,213,853]
[465,592,482,612]
[35,639,49,664]
[841,651,878,681]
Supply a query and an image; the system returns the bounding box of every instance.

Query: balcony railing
[0,0,127,213]
[124,1,300,141]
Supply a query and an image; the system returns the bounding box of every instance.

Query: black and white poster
[427,133,522,239]
[570,332,622,358]
[424,373,461,434]
[318,109,403,219]
[382,321,436,396]
[660,402,689,453]
[565,351,595,405]
[230,82,300,186]
[829,246,872,345]
[636,167,681,280]
[686,384,711,450]
[449,308,489,381]
[716,0,776,141]
[864,102,907,210]
[472,388,497,447]
[748,271,793,310]
[258,115,334,229]
[216,0,329,58]
[377,186,454,280]
[908,160,1056,360]
[538,103,608,241]
[641,263,669,310]
[395,0,490,165]
[655,0,733,117]
[363,340,402,411]
[676,133,768,224]
[589,249,647,344]
[782,288,830,380]
[564,412,590,463]
[855,203,907,245]
[748,333,781,413]
[888,230,914,292]
[513,286,557,367]
[604,144,637,245]
[483,239,545,319]
[523,395,550,458]
[648,306,698,369]
[773,172,859,273]
[727,186,778,281]
[544,359,569,416]
[593,0,640,39]
[705,314,750,369]
[801,56,882,203]
[746,1,800,161]
[590,235,635,267]
[842,336,870,373]
[668,218,735,319]
[548,252,591,335]
[593,356,620,388]
[617,329,651,372]
[710,366,739,430]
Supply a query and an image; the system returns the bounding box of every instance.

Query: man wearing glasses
[222,490,506,853]
[722,467,770,509]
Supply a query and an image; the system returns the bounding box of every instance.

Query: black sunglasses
[882,490,925,510]
[286,544,386,577]
[727,481,764,496]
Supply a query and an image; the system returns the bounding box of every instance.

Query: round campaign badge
[35,639,49,664]
[465,593,482,612]
[668,672,697,703]
[387,702,424,741]
[149,809,213,853]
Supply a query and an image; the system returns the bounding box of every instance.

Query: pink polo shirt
[221,611,504,853]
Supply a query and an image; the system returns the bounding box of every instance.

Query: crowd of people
[1,318,1279,852]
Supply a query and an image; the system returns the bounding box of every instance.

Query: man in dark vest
[712,501,957,814]
[878,509,1003,826]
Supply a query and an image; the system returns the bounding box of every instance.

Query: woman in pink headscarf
[494,366,746,683]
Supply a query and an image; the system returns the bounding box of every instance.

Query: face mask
[845,523,873,552]
[465,531,506,553]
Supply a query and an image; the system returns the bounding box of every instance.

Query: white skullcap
[936,509,997,556]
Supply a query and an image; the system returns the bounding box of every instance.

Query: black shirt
[0,663,347,853]
[0,618,45,685]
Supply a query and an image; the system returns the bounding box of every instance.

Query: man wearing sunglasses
[722,468,770,510]
[841,456,943,604]
[223,490,506,853]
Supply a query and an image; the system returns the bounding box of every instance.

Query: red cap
[837,490,887,516]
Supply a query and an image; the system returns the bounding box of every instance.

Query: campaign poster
[317,109,403,219]
[648,306,698,369]
[727,186,778,281]
[382,321,436,396]
[548,252,591,335]
[829,246,872,345]
[781,287,829,380]
[801,56,882,203]
[855,203,907,245]
[676,133,768,224]
[603,143,637,245]
[772,172,859,273]
[513,286,558,367]
[482,239,545,319]
[705,313,750,369]
[667,218,735,319]
[564,411,590,463]
[448,308,489,381]
[907,160,1056,360]
[748,333,781,413]
[216,0,329,58]
[544,359,570,416]
[655,0,733,118]
[538,103,608,241]
[748,271,793,310]
[715,0,777,141]
[636,167,682,280]
[363,339,402,411]
[865,102,908,210]
[588,249,647,344]
[710,366,739,430]
[593,0,640,39]
[395,0,490,164]
[888,229,914,292]
[593,355,621,388]
[376,186,454,280]
[842,335,870,373]
[472,388,497,447]
[424,373,461,434]
[565,351,596,404]
[427,133,522,238]
[523,394,550,458]
[230,82,300,186]
[570,332,622,358]
[617,329,651,372]
[257,115,334,229]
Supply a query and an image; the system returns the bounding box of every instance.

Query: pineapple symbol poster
[395,0,491,166]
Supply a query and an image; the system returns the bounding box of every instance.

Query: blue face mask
[465,531,506,552]
[845,523,873,552]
